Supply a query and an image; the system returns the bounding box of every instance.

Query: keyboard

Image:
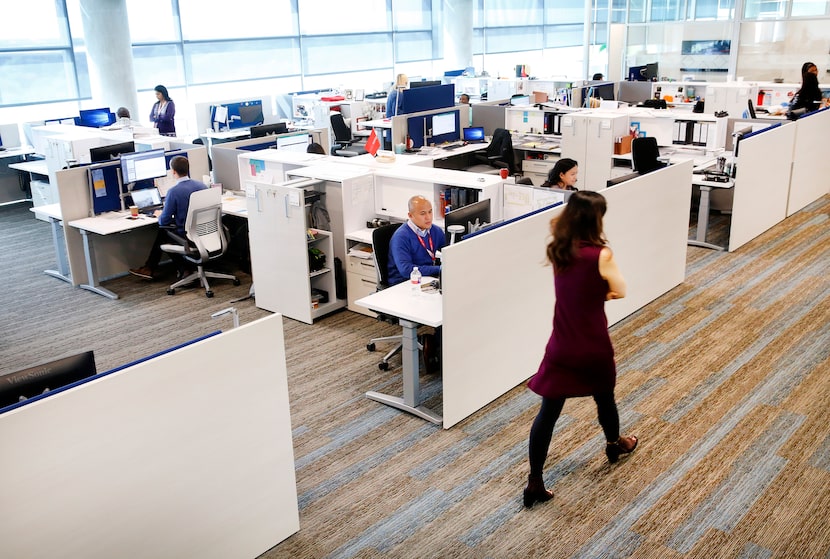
[442,143,462,151]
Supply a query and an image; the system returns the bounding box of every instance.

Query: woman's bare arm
[599,246,626,299]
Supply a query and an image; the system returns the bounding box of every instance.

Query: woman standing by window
[150,85,176,136]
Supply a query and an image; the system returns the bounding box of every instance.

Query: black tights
[528,391,619,479]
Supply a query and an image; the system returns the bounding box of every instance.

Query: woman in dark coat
[523,191,638,508]
[150,84,176,136]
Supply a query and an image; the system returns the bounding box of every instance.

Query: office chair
[365,223,417,371]
[330,113,367,157]
[464,128,516,175]
[631,136,667,175]
[747,99,757,119]
[160,188,240,298]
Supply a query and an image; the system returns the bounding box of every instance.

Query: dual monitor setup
[86,145,184,215]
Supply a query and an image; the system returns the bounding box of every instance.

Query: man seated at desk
[388,195,445,373]
[129,156,206,280]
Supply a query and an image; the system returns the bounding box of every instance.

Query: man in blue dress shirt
[388,195,445,373]
[129,156,207,280]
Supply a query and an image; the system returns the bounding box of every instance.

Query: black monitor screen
[587,82,615,101]
[445,198,491,240]
[237,102,265,127]
[90,141,136,162]
[250,122,288,138]
[410,80,442,88]
[0,351,96,409]
[120,149,168,183]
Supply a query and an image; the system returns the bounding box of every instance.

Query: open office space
[2,2,830,558]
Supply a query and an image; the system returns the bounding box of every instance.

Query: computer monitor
[89,141,136,162]
[431,112,458,143]
[237,101,265,127]
[628,63,658,82]
[445,198,491,240]
[120,149,168,184]
[78,108,116,128]
[510,95,531,106]
[0,351,96,409]
[276,132,311,152]
[462,127,485,142]
[250,122,288,138]
[586,82,615,101]
[410,80,442,88]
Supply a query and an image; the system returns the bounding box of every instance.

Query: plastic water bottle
[410,266,422,294]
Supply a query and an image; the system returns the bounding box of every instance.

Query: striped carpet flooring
[1,197,828,558]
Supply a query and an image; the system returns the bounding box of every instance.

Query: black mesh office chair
[631,136,667,175]
[330,113,367,157]
[464,128,516,175]
[365,223,416,371]
[747,99,757,119]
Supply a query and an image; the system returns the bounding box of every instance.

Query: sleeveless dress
[527,244,616,400]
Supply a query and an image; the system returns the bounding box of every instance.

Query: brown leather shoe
[129,266,155,280]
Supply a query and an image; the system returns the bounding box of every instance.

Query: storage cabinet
[560,112,628,191]
[246,177,346,324]
[345,228,378,317]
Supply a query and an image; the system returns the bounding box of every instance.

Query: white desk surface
[30,203,62,220]
[362,118,393,129]
[356,278,442,328]
[9,159,48,174]
[328,151,433,168]
[286,161,373,182]
[346,227,375,244]
[373,162,503,189]
[0,146,36,160]
[202,129,251,140]
[420,142,487,159]
[222,194,248,217]
[240,148,326,166]
[692,176,735,189]
[69,211,158,235]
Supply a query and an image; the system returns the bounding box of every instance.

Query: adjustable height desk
[29,203,72,284]
[356,279,442,425]
[690,176,734,251]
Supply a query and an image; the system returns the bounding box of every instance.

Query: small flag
[365,128,380,156]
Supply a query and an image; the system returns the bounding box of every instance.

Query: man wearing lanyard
[388,195,446,373]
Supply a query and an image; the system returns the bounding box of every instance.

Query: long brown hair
[546,190,607,271]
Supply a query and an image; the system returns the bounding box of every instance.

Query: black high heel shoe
[523,477,554,508]
[605,435,638,463]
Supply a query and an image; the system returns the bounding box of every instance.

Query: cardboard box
[614,135,632,155]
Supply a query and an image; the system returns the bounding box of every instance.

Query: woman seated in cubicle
[541,158,579,190]
[787,63,827,120]
[150,85,176,136]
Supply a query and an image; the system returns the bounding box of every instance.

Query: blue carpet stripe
[569,335,820,559]
[457,379,662,548]
[297,422,437,509]
[749,234,830,310]
[662,283,830,423]
[327,439,529,559]
[463,389,540,437]
[809,432,830,472]
[738,542,774,559]
[667,411,804,553]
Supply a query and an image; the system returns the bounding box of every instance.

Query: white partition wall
[729,123,796,252]
[0,314,298,559]
[787,108,830,216]
[440,162,692,428]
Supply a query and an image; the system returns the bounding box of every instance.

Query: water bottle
[410,266,422,294]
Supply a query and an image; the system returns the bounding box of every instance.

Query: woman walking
[524,191,638,508]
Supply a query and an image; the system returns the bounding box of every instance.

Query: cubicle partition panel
[470,101,508,135]
[729,123,796,252]
[787,108,830,216]
[0,314,299,559]
[440,162,692,428]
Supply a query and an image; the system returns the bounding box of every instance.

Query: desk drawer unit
[347,255,378,317]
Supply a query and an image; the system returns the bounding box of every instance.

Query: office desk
[66,195,249,299]
[690,176,734,251]
[356,280,443,425]
[0,146,36,160]
[68,212,159,299]
[29,203,72,284]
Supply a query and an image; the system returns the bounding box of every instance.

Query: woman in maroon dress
[523,190,638,508]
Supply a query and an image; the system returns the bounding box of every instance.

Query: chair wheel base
[367,343,376,352]
[206,290,214,298]
[378,362,389,371]
[233,279,240,286]
[167,288,175,295]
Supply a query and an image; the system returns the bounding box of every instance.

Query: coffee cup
[129,205,139,217]
[499,168,509,179]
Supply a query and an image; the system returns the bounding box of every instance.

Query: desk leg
[78,229,119,300]
[44,216,72,284]
[688,185,726,251]
[366,318,442,425]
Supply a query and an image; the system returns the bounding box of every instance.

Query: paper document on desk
[348,243,373,259]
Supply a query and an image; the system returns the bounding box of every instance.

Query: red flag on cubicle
[365,128,380,156]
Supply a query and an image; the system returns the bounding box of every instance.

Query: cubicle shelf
[309,268,331,278]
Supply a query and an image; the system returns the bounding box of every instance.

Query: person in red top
[523,190,638,508]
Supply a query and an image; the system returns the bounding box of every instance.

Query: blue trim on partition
[743,122,781,140]
[0,331,222,415]
[797,105,829,120]
[239,141,276,151]
[461,200,564,241]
